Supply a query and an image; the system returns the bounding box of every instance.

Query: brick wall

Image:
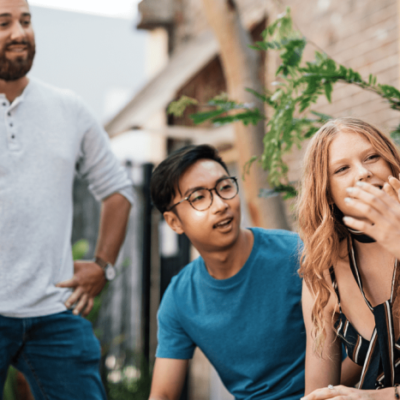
[171,0,399,149]
[278,0,400,183]
[290,0,399,131]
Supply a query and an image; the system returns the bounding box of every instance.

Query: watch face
[105,265,116,281]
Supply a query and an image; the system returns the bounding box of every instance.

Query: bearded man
[0,1,134,399]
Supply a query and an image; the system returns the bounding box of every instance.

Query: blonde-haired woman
[299,118,400,400]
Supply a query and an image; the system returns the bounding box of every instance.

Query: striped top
[330,238,399,390]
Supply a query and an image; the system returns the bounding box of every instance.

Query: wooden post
[201,0,290,229]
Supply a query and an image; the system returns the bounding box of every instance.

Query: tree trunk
[201,0,290,230]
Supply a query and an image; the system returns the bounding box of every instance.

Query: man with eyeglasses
[148,144,306,400]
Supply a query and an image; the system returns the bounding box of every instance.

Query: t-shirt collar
[199,227,258,288]
[0,78,33,109]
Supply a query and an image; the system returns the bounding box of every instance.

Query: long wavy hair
[297,117,400,355]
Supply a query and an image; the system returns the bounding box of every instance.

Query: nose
[356,164,372,182]
[10,21,27,41]
[211,190,229,214]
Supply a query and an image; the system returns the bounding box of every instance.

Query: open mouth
[7,46,27,53]
[213,217,233,229]
[6,44,28,52]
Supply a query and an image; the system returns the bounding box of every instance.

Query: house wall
[283,0,400,183]
[170,0,266,52]
[169,0,399,154]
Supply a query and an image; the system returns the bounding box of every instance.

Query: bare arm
[94,192,132,264]
[302,280,342,395]
[340,356,362,387]
[302,282,393,400]
[149,358,189,400]
[57,193,131,315]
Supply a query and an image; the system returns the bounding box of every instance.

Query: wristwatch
[94,256,116,281]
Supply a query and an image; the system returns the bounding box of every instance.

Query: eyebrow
[183,174,229,197]
[329,157,349,167]
[0,12,31,18]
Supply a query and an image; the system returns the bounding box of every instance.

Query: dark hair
[150,144,229,213]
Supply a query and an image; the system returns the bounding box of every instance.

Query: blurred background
[4,0,399,399]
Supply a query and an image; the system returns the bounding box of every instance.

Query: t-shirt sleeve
[74,98,134,204]
[156,284,196,360]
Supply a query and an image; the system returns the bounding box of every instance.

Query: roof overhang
[105,30,218,137]
[105,8,267,138]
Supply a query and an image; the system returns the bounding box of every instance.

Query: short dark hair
[150,144,229,213]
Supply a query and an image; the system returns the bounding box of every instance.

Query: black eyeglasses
[168,176,239,212]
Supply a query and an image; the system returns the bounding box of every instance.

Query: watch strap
[94,256,109,270]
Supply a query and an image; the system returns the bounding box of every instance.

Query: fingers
[345,182,400,222]
[64,286,95,316]
[82,298,94,317]
[302,385,360,400]
[64,286,84,309]
[56,277,78,288]
[383,182,398,201]
[343,196,383,226]
[73,293,89,315]
[347,182,396,210]
[301,386,341,399]
[343,216,374,237]
[388,174,400,200]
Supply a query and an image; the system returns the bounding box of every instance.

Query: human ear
[163,211,184,235]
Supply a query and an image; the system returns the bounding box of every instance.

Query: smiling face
[328,130,393,220]
[163,159,242,254]
[0,0,35,81]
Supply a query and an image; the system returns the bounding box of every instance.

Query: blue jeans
[0,310,107,400]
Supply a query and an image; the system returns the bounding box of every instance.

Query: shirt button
[7,112,11,116]
[11,134,15,139]
[9,123,13,127]
[2,102,6,106]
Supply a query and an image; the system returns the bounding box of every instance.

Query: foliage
[168,7,400,198]
[71,239,90,260]
[106,359,152,400]
[72,243,152,400]
[3,367,17,400]
[167,95,198,117]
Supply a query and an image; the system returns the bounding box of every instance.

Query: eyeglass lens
[188,178,238,211]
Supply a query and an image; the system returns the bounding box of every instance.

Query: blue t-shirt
[156,228,305,400]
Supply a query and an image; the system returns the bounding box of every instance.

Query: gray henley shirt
[0,78,134,318]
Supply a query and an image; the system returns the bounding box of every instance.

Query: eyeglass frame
[167,176,239,212]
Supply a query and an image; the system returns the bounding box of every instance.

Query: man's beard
[0,40,36,81]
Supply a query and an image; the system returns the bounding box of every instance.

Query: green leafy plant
[168,7,400,198]
[106,358,152,400]
[3,367,17,400]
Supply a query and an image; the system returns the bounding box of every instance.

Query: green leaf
[245,87,269,102]
[390,124,400,146]
[242,156,258,180]
[72,239,90,261]
[190,109,226,124]
[323,81,333,102]
[3,367,18,400]
[310,110,332,121]
[167,96,198,117]
[212,109,265,126]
